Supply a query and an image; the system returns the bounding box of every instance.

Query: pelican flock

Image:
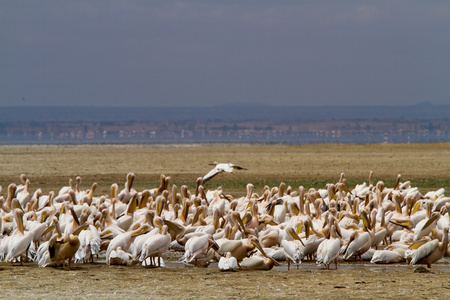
[0,172,449,272]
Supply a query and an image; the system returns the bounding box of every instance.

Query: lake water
[0,130,448,145]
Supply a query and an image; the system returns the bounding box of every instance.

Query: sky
[1,1,450,107]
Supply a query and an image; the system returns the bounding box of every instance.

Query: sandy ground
[1,258,449,299]
[1,143,450,299]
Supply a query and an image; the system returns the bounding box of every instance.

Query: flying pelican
[202,162,246,183]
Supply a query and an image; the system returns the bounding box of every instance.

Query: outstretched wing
[202,166,222,183]
[231,164,246,170]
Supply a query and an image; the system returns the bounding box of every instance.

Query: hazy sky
[1,1,450,107]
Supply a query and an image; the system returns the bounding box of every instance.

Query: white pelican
[316,225,342,270]
[14,174,28,195]
[106,224,149,263]
[299,218,325,261]
[414,211,440,241]
[5,209,33,264]
[432,195,450,213]
[370,249,405,264]
[139,225,171,267]
[218,235,262,262]
[3,184,17,213]
[109,246,133,265]
[131,216,161,262]
[182,234,218,267]
[202,162,246,183]
[343,211,374,261]
[218,252,238,271]
[240,241,280,270]
[16,179,31,208]
[281,226,305,270]
[410,226,449,268]
[115,193,138,231]
[58,178,74,196]
[47,233,81,269]
[74,224,101,263]
[118,172,136,204]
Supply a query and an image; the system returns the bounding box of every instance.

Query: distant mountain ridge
[0,103,449,123]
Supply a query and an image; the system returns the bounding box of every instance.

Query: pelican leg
[287,260,290,271]
[335,259,338,270]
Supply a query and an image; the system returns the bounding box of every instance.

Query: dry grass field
[1,143,449,195]
[1,143,450,299]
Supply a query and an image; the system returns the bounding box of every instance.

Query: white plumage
[202,162,246,183]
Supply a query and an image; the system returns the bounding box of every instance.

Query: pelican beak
[411,201,422,215]
[270,257,281,266]
[42,224,56,236]
[288,227,305,247]
[140,225,150,235]
[246,202,252,209]
[41,211,49,223]
[341,184,351,194]
[73,223,90,235]
[251,239,267,257]
[132,225,150,237]
[291,203,300,216]
[296,222,304,235]
[361,211,370,230]
[408,239,428,250]
[221,194,231,201]
[164,219,182,234]
[70,207,80,226]
[101,231,113,239]
[251,239,281,267]
[422,213,440,230]
[208,238,220,252]
[157,198,164,216]
[155,219,164,231]
[242,213,252,226]
[389,220,412,229]
[233,213,246,232]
